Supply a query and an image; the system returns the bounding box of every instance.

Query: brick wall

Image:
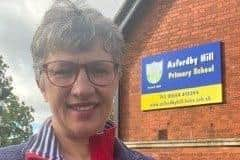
[119,0,240,159]
[139,147,240,160]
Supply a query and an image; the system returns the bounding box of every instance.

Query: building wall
[139,147,240,160]
[119,0,240,159]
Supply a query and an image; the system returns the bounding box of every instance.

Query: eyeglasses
[41,60,119,87]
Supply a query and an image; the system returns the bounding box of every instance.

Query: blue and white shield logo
[146,61,163,84]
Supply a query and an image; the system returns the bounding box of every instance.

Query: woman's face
[39,44,119,139]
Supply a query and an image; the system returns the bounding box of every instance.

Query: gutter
[117,0,143,32]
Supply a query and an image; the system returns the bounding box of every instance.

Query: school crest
[146,60,163,84]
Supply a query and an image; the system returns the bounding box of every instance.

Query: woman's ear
[36,78,48,102]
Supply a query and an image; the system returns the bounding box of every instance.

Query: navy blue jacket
[0,135,153,160]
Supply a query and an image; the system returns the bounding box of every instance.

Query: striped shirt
[26,118,116,160]
[28,118,63,159]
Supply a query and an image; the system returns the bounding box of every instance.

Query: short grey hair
[31,0,124,80]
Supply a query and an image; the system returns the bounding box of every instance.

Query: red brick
[119,0,240,159]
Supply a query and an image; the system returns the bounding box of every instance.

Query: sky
[0,0,125,129]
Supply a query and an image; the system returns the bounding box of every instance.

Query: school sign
[141,42,223,111]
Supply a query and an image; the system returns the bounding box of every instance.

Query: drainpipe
[114,0,143,137]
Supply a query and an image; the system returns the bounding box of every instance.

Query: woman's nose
[70,69,95,97]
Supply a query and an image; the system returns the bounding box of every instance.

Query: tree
[0,55,34,147]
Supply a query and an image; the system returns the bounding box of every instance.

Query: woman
[0,0,153,159]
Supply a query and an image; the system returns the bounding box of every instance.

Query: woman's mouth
[70,105,95,111]
[66,102,98,120]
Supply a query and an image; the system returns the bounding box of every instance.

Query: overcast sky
[0,0,125,126]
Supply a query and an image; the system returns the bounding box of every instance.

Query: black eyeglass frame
[40,60,120,87]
